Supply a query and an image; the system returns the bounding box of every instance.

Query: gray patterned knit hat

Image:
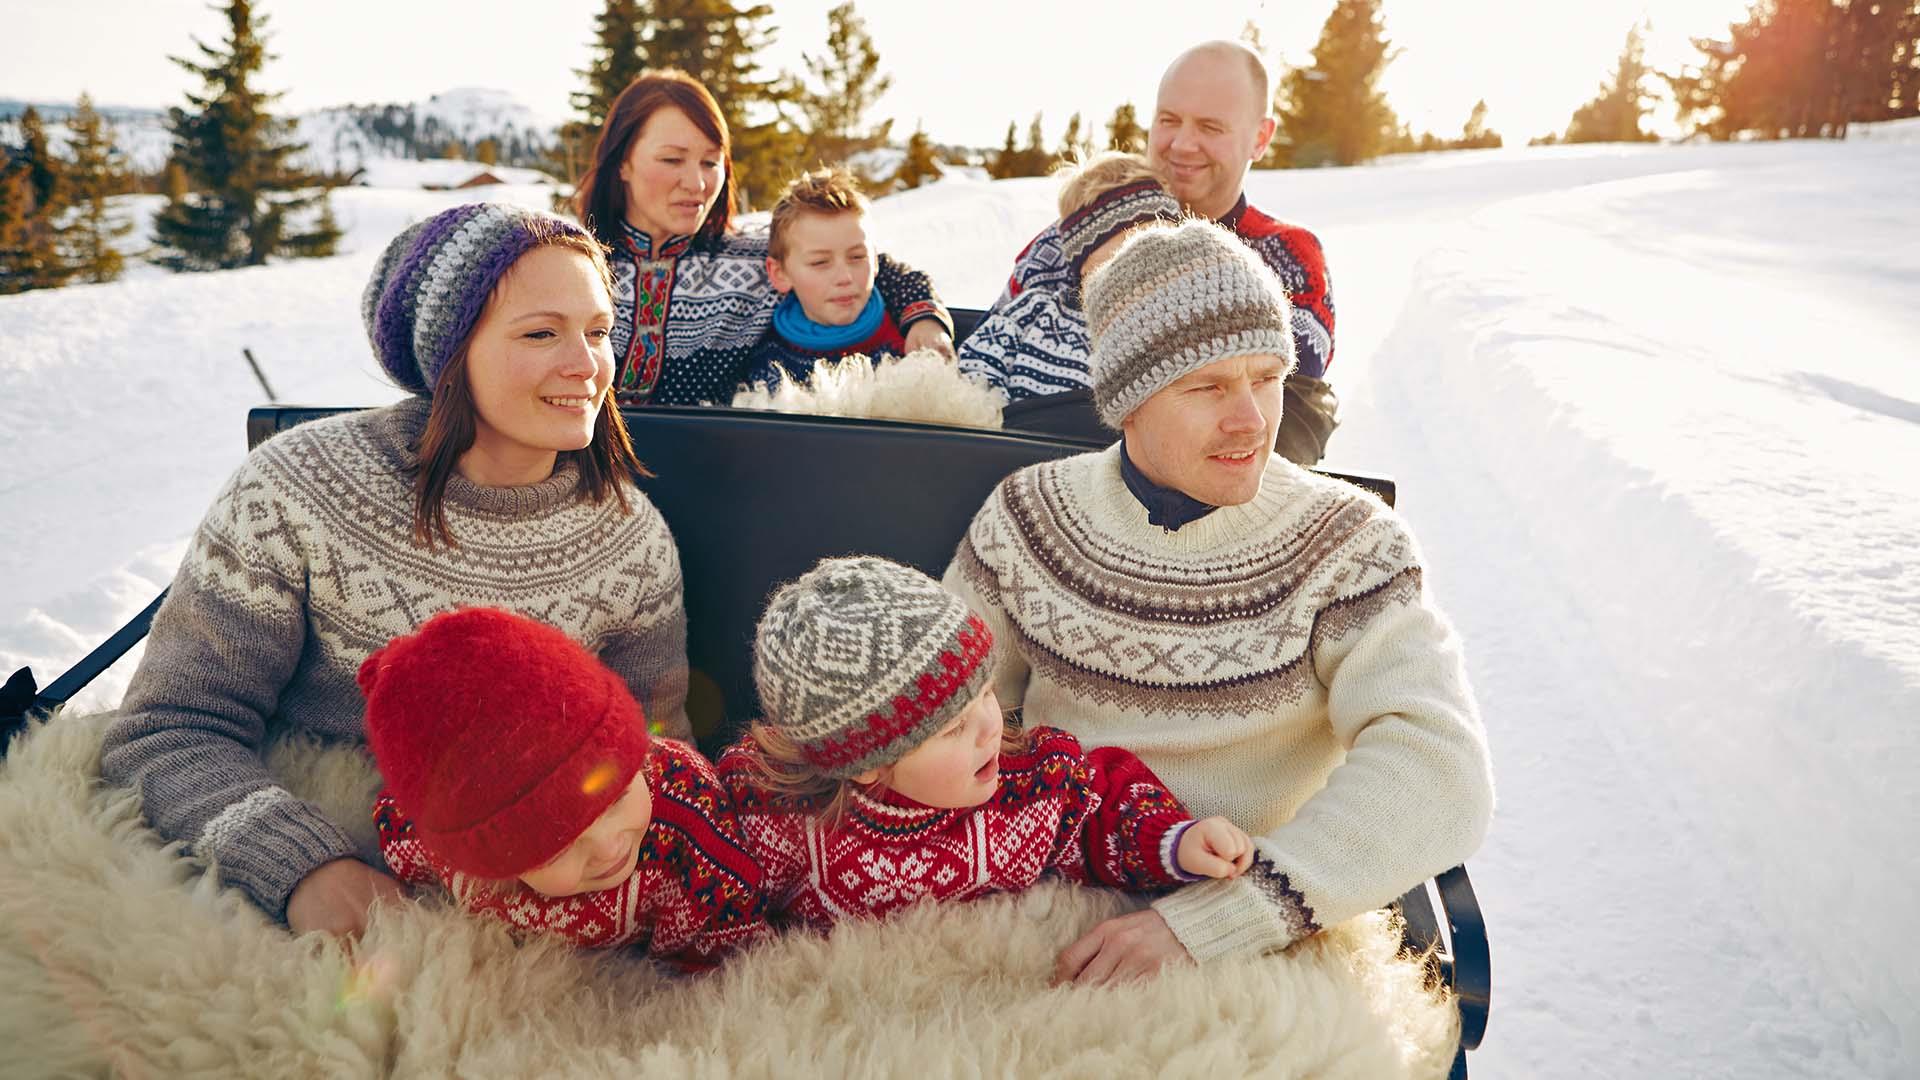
[1058,178,1183,282]
[1083,218,1297,429]
[362,203,599,394]
[753,556,996,780]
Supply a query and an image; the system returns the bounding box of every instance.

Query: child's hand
[1176,817,1254,880]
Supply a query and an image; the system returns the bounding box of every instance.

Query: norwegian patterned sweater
[993,194,1336,380]
[610,219,949,406]
[100,398,692,920]
[375,739,767,969]
[941,443,1493,961]
[717,727,1195,931]
[956,285,1093,403]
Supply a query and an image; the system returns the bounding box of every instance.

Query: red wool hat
[358,607,650,879]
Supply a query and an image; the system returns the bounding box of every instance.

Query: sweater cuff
[899,299,953,335]
[197,785,360,921]
[1152,862,1320,962]
[1160,819,1204,882]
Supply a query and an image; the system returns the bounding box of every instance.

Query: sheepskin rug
[732,350,1006,430]
[0,712,1459,1079]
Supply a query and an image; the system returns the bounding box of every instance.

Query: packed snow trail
[1321,157,1918,1076]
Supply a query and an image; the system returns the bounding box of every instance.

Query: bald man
[992,42,1339,465]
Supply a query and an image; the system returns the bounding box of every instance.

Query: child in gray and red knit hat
[716,556,1252,932]
[362,607,765,968]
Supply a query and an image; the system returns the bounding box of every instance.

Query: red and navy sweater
[716,726,1196,931]
[995,193,1335,380]
[610,220,949,406]
[374,739,768,969]
[741,309,909,390]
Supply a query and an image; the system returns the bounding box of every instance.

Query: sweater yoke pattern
[955,449,1419,717]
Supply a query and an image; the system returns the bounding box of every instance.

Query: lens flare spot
[335,951,397,1012]
[581,760,620,795]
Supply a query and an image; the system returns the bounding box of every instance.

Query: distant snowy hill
[0,87,561,176]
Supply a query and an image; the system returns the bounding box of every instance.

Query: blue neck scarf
[1120,438,1219,532]
[772,291,885,352]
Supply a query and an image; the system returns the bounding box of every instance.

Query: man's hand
[904,320,955,359]
[1177,816,1254,879]
[286,857,406,938]
[1053,908,1194,987]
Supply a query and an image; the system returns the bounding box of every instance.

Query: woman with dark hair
[575,70,954,405]
[99,204,692,939]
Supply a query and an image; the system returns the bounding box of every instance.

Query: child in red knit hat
[717,556,1253,932]
[359,607,765,968]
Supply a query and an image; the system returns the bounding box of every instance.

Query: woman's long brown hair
[410,230,649,548]
[574,69,736,249]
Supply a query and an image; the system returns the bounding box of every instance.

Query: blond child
[717,556,1251,931]
[745,167,945,388]
[958,152,1183,402]
[360,607,765,969]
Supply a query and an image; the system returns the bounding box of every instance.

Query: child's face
[766,211,877,327]
[857,690,1004,809]
[517,774,653,898]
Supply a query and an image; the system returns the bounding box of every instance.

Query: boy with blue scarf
[745,168,940,387]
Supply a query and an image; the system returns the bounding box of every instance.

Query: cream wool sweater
[943,443,1493,960]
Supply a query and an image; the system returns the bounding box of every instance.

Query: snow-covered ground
[3,132,1918,1077]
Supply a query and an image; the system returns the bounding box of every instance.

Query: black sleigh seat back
[625,405,1088,752]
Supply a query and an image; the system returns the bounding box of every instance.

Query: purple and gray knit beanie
[753,556,995,780]
[1083,218,1297,429]
[1058,178,1183,282]
[362,203,598,394]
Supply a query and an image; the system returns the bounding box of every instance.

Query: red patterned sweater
[374,739,767,969]
[717,726,1196,930]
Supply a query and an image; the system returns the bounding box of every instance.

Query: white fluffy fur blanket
[0,712,1458,1078]
[732,350,1006,430]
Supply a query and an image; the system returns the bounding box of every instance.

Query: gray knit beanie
[1083,218,1297,429]
[362,202,599,394]
[753,556,996,780]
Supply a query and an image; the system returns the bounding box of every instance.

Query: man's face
[1149,54,1276,220]
[1122,353,1287,507]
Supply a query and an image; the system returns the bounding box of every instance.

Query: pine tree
[1016,112,1050,176]
[1274,0,1401,167]
[1056,111,1092,168]
[571,0,648,134]
[990,120,1019,179]
[151,0,340,271]
[799,2,894,168]
[1105,102,1147,153]
[891,122,942,190]
[475,138,499,166]
[1566,24,1660,143]
[1459,98,1502,149]
[1668,0,1920,140]
[0,107,79,292]
[63,93,135,283]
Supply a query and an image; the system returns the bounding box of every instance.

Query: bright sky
[6,0,1755,144]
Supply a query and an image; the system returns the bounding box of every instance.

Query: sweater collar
[1120,437,1219,532]
[1217,192,1250,230]
[385,396,584,517]
[849,783,959,833]
[617,218,694,260]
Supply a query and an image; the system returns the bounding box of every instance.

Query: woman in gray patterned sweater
[101,204,691,937]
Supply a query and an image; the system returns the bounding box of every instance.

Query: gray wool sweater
[100,398,691,919]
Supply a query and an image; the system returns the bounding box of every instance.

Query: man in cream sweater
[943,219,1494,984]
